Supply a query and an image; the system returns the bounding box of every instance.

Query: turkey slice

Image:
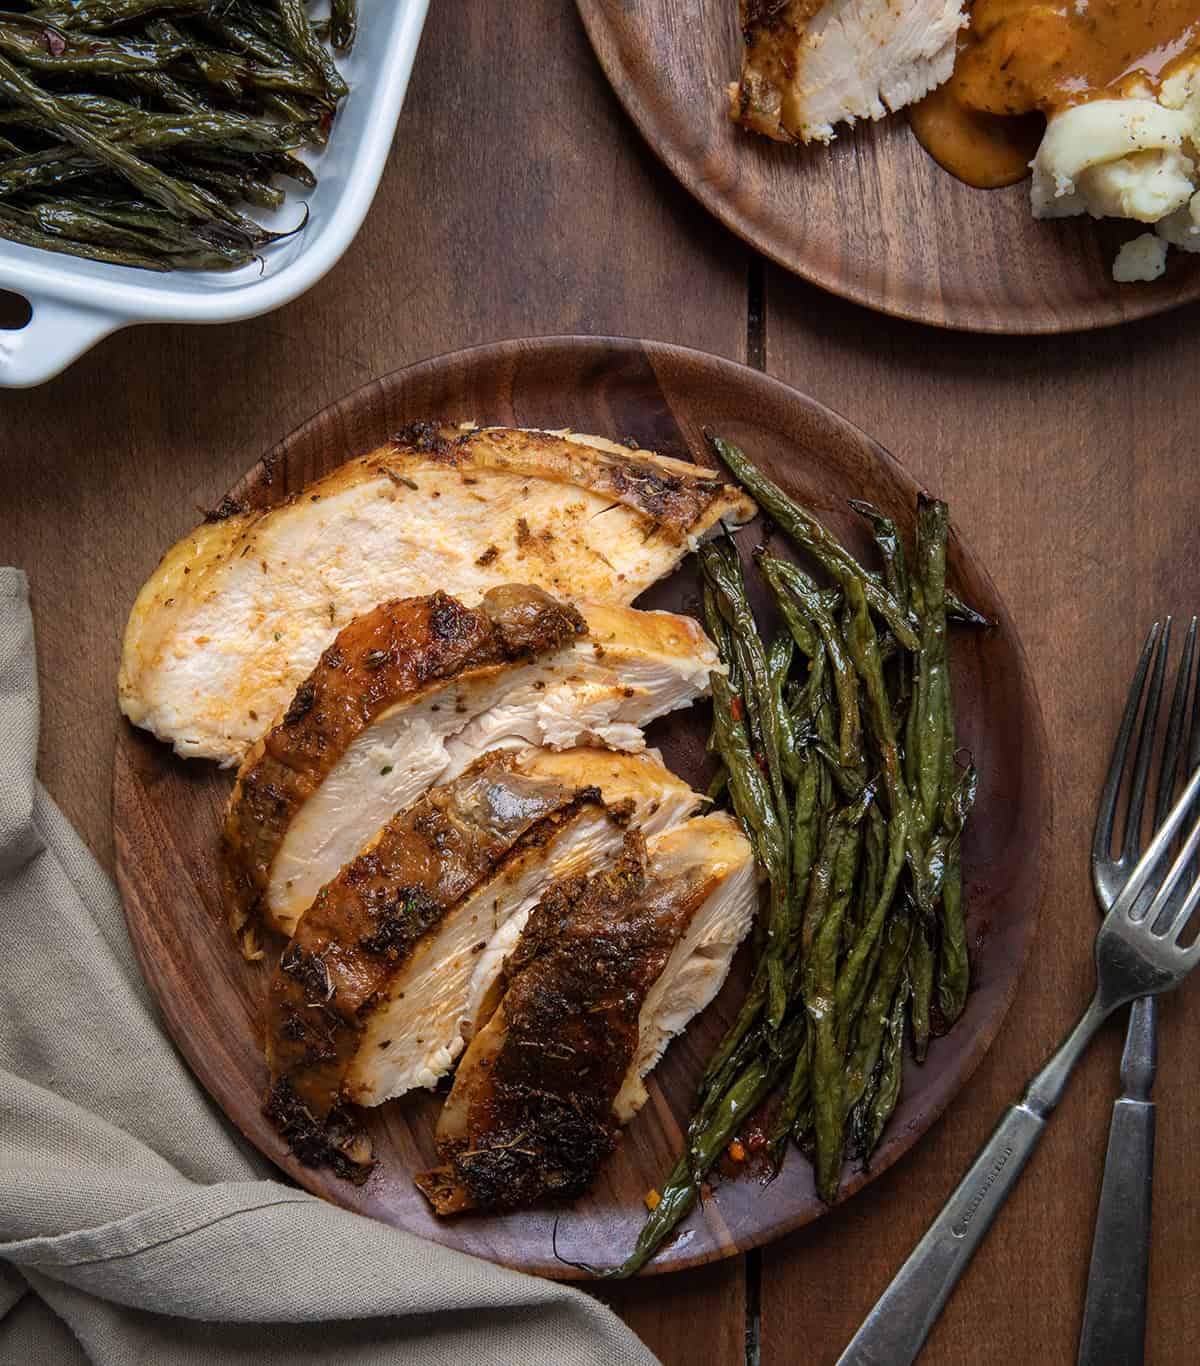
[416,814,757,1215]
[263,753,598,1181]
[119,425,754,765]
[731,0,967,145]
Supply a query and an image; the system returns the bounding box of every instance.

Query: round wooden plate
[113,336,1049,1276]
[575,1,1200,334]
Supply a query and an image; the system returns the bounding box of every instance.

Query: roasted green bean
[330,0,357,51]
[768,632,802,788]
[851,969,910,1164]
[790,749,820,945]
[701,540,791,828]
[709,434,919,651]
[908,917,936,1064]
[842,575,907,818]
[803,785,873,1202]
[708,670,787,886]
[761,556,863,771]
[933,761,977,1030]
[907,496,951,835]
[274,0,348,100]
[946,589,992,627]
[849,499,910,608]
[904,495,952,1058]
[769,1038,811,1167]
[843,907,913,1123]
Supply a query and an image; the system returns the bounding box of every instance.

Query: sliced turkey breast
[222,591,718,955]
[437,600,717,774]
[731,0,967,145]
[263,753,603,1180]
[219,584,585,956]
[456,747,700,1044]
[118,425,755,765]
[264,751,702,1178]
[612,818,760,1124]
[415,815,757,1215]
[344,749,703,1108]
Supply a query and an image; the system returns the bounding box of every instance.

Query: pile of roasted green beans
[611,435,985,1277]
[0,1,355,271]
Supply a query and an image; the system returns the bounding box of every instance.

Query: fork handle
[1076,995,1157,1366]
[838,996,1110,1366]
[835,1104,1045,1366]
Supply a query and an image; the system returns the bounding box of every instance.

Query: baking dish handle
[0,292,125,388]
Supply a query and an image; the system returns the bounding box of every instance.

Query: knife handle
[1076,995,1157,1366]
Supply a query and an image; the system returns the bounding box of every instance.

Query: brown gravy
[910,1,1200,189]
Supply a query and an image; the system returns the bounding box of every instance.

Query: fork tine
[1113,763,1200,921]
[1141,807,1200,926]
[1093,622,1161,866]
[1122,618,1172,861]
[1155,616,1197,825]
[1167,865,1200,946]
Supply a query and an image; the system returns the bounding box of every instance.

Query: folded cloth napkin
[0,569,657,1366]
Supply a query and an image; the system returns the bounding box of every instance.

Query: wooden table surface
[2,4,1197,1363]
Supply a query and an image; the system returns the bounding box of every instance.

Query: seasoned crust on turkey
[416,815,757,1214]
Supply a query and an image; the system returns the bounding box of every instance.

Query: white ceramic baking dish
[0,0,429,388]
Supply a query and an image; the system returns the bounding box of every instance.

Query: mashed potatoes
[1113,234,1170,284]
[1031,63,1200,279]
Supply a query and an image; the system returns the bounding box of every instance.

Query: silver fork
[837,762,1200,1365]
[1079,617,1199,1366]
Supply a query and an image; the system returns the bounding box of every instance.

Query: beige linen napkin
[0,568,657,1366]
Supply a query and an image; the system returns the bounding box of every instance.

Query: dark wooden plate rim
[114,335,1051,1276]
[575,1,1200,336]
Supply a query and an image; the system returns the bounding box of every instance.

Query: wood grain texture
[0,4,750,1358]
[758,274,1200,1364]
[112,336,1047,1278]
[576,0,1200,334]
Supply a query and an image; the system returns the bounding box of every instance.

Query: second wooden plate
[114,336,1049,1276]
[576,1,1200,334]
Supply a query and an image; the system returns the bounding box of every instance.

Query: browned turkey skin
[263,754,613,1181]
[416,832,718,1214]
[221,585,585,957]
[402,423,741,541]
[731,0,826,141]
